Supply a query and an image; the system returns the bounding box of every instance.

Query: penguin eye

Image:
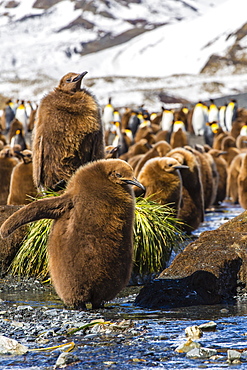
[109,171,122,179]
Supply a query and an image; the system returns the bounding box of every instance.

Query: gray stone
[227,349,241,361]
[198,321,217,331]
[55,352,79,368]
[241,350,247,359]
[186,347,217,359]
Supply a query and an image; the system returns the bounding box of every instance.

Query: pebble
[198,321,217,331]
[227,349,241,361]
[175,339,201,353]
[241,350,247,359]
[186,347,217,359]
[55,352,79,368]
[220,308,229,314]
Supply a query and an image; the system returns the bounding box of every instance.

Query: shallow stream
[0,202,246,369]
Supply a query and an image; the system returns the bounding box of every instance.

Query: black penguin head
[58,71,88,93]
[106,159,145,191]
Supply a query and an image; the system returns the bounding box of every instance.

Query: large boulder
[135,210,247,309]
[0,206,27,275]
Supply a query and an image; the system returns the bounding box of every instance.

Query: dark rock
[0,205,27,275]
[135,210,247,309]
[57,16,95,32]
[32,0,60,9]
[135,271,221,309]
[4,1,19,8]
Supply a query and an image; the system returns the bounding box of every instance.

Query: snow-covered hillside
[0,0,246,110]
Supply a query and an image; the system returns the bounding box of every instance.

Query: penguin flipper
[0,194,73,238]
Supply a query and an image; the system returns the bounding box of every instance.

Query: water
[0,202,246,369]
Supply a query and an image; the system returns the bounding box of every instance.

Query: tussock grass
[133,197,185,275]
[10,195,185,278]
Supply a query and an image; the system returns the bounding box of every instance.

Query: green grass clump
[133,197,185,275]
[10,218,51,278]
[10,196,185,278]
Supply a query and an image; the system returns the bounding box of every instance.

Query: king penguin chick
[208,149,228,205]
[134,140,171,177]
[7,150,37,205]
[32,71,105,191]
[167,148,204,233]
[0,159,145,309]
[221,135,240,166]
[237,153,247,209]
[226,152,246,204]
[185,146,218,210]
[136,157,188,217]
[0,147,19,205]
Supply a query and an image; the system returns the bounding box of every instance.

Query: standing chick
[238,153,247,209]
[0,159,144,309]
[0,148,19,204]
[32,71,105,190]
[7,150,37,205]
[136,157,188,217]
[167,148,204,233]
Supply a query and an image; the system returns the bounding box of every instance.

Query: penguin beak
[174,165,189,170]
[123,178,145,191]
[217,151,227,157]
[72,71,88,82]
[14,150,24,158]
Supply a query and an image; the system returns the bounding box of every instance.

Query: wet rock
[0,205,27,275]
[0,335,28,355]
[198,321,217,331]
[227,349,241,362]
[186,347,217,359]
[241,350,247,359]
[135,210,247,308]
[185,325,203,340]
[135,270,221,309]
[55,352,79,368]
[175,338,201,353]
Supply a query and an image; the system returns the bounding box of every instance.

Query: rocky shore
[0,276,246,369]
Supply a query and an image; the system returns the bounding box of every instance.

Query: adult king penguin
[32,71,105,190]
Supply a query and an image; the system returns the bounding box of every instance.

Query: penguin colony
[1,74,247,308]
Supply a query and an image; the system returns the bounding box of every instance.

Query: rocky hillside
[0,0,246,109]
[201,22,247,74]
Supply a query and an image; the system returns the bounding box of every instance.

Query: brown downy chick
[1,159,145,309]
[167,147,204,233]
[7,150,38,205]
[0,147,19,205]
[208,149,228,205]
[32,71,105,190]
[136,156,188,217]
